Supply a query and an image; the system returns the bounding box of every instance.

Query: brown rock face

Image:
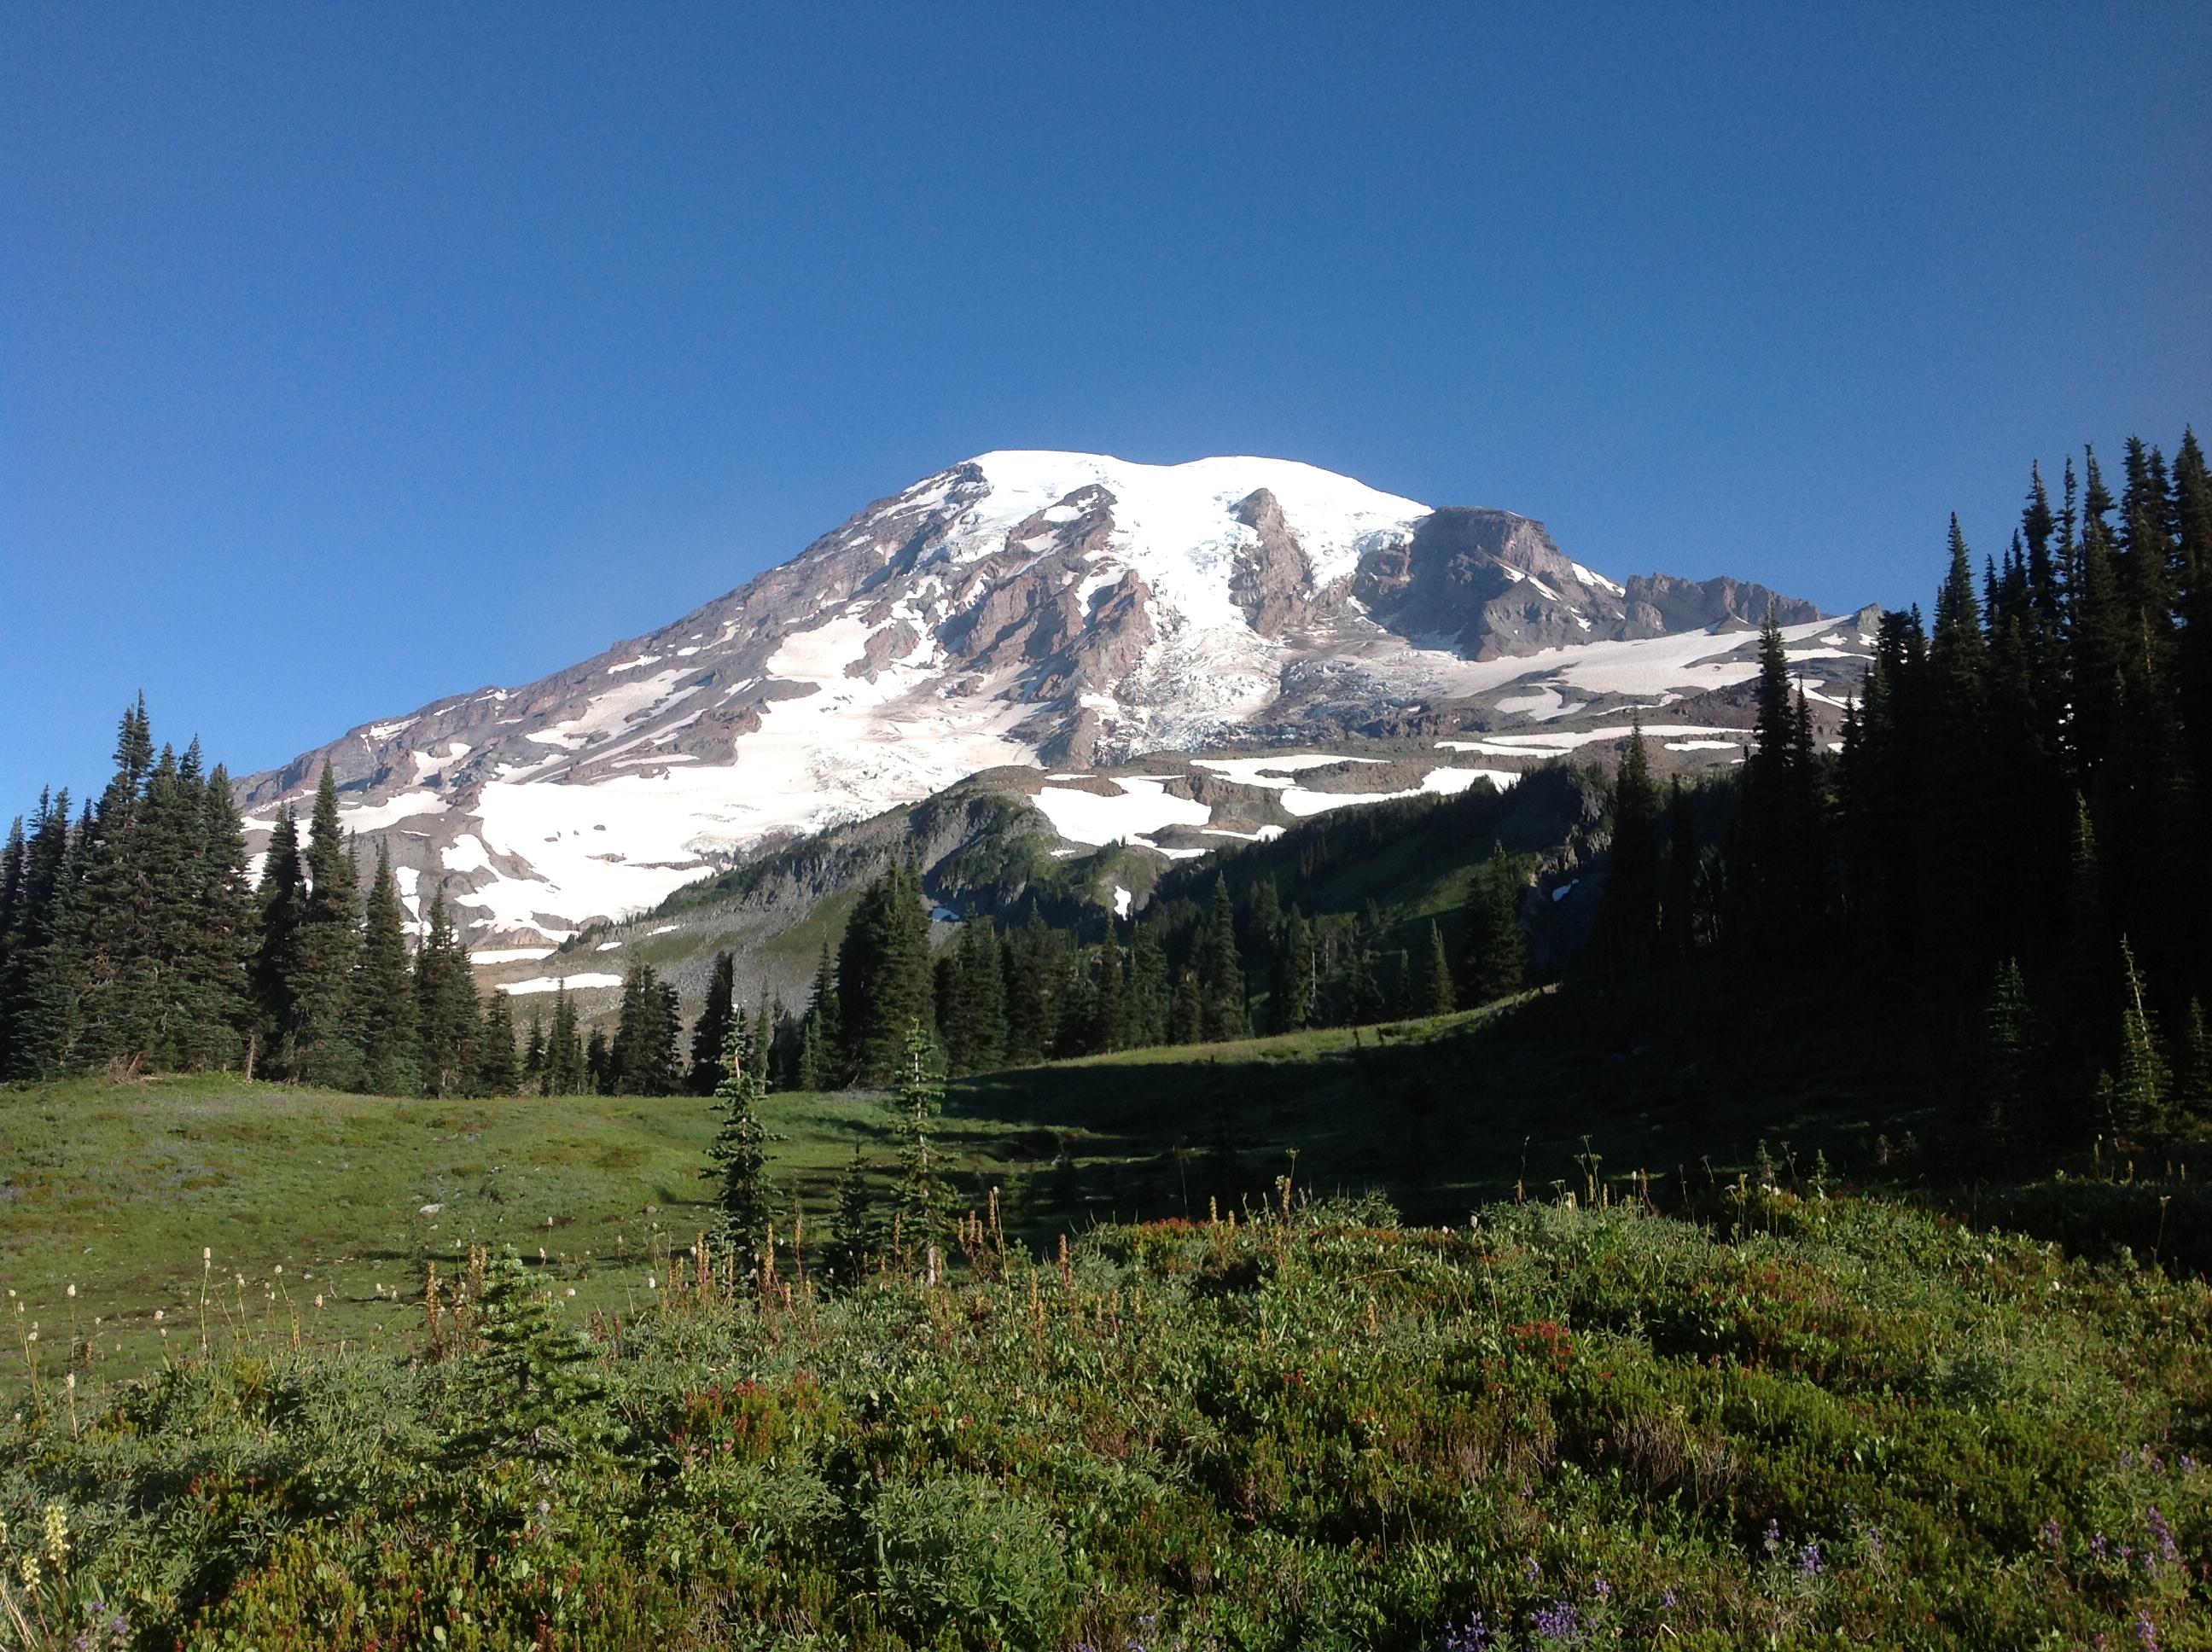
[1228,489,1317,637]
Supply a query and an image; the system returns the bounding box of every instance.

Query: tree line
[1586,431,2212,1157]
[0,726,521,1094]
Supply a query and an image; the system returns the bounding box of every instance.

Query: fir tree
[249,804,305,1070]
[609,960,679,1096]
[1979,958,2034,1161]
[2,791,81,1079]
[521,1011,545,1090]
[1126,922,1169,1046]
[1267,907,1316,1033]
[1091,923,1126,1053]
[477,990,520,1095]
[2176,1000,2212,1137]
[1418,921,1455,1017]
[1460,846,1528,1006]
[445,1248,605,1463]
[1001,904,1059,1064]
[1169,965,1204,1045]
[186,761,256,1069]
[688,951,736,1095]
[824,1146,879,1286]
[542,984,583,1096]
[1661,779,1700,962]
[889,1019,952,1262]
[352,844,421,1096]
[585,1027,612,1093]
[415,891,480,1097]
[289,765,363,1086]
[701,1024,778,1274]
[837,862,934,1081]
[1591,718,1660,979]
[940,912,1007,1073]
[1345,943,1382,1026]
[2109,939,2170,1140]
[1201,879,1248,1041]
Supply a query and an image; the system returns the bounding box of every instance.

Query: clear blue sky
[5,3,2207,811]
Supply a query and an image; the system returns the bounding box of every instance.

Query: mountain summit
[237,451,1838,944]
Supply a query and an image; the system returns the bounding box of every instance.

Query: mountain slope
[236,451,1852,948]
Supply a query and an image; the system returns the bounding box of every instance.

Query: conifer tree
[1592,719,1660,979]
[702,1023,777,1274]
[688,951,736,1095]
[940,914,1007,1073]
[0,816,23,1078]
[249,804,306,1070]
[1387,948,1415,1018]
[1460,846,1528,1005]
[1345,942,1382,1026]
[542,984,582,1096]
[585,1027,612,1093]
[1169,965,1205,1044]
[1201,879,1248,1041]
[1126,922,1169,1046]
[415,891,480,1096]
[2,791,80,1079]
[1418,921,1455,1017]
[1267,907,1316,1033]
[837,862,934,1081]
[824,1146,879,1286]
[2176,1000,2212,1137]
[609,960,679,1096]
[477,990,520,1095]
[289,766,362,1086]
[445,1248,605,1463]
[351,844,421,1096]
[1978,958,2034,1161]
[1091,923,1126,1052]
[186,760,256,1069]
[889,1019,952,1261]
[1660,778,1700,962]
[2109,939,2170,1140]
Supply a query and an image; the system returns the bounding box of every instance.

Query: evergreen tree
[249,804,306,1070]
[0,815,23,1078]
[445,1248,605,1463]
[351,844,421,1096]
[1126,922,1169,1046]
[1660,779,1700,962]
[585,1027,612,1093]
[521,1011,546,1091]
[1418,921,1455,1017]
[1387,948,1415,1018]
[415,891,480,1097]
[1592,719,1660,980]
[940,914,1007,1073]
[1169,965,1204,1044]
[1460,846,1528,1005]
[2176,1000,2212,1137]
[688,951,737,1095]
[1978,958,2035,1161]
[2,792,81,1079]
[824,1146,879,1286]
[701,1023,778,1274]
[288,766,362,1086]
[609,960,680,1096]
[1000,904,1060,1064]
[1345,942,1382,1026]
[2108,939,2170,1140]
[477,990,520,1095]
[1266,907,1316,1033]
[542,985,583,1096]
[889,1019,952,1261]
[1091,923,1126,1053]
[837,862,934,1081]
[1201,879,1248,1041]
[186,761,256,1070]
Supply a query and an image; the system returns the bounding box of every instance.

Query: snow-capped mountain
[236,451,1854,948]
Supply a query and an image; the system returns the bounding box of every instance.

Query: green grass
[0,1074,1041,1381]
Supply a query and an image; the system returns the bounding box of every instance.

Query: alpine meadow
[0,428,2208,1652]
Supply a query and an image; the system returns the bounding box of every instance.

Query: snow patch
[498,973,623,996]
[1032,777,1212,846]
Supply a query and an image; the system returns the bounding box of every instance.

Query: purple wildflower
[2181,1456,2198,1476]
[2148,1505,2179,1562]
[1524,1555,1543,1583]
[1442,1611,1493,1651]
[1763,1518,1782,1555]
[1530,1600,1580,1643]
[2092,1532,2110,1561]
[2136,1610,2158,1652]
[1796,1542,1824,1576]
[2041,1517,2063,1551]
[1661,1589,1678,1608]
[1592,1576,1611,1600]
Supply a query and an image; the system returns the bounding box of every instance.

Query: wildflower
[42,1504,66,1568]
[1592,1576,1611,1599]
[1530,1601,1579,1643]
[2136,1611,2158,1652]
[2148,1506,2179,1563]
[1763,1518,1782,1556]
[1796,1542,1822,1576]
[2041,1517,2063,1551]
[1661,1589,1677,1608]
[1443,1612,1493,1650]
[1523,1556,1541,1583]
[2092,1533,2110,1561]
[2182,1456,2198,1476]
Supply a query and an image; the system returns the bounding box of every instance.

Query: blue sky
[4,3,2208,809]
